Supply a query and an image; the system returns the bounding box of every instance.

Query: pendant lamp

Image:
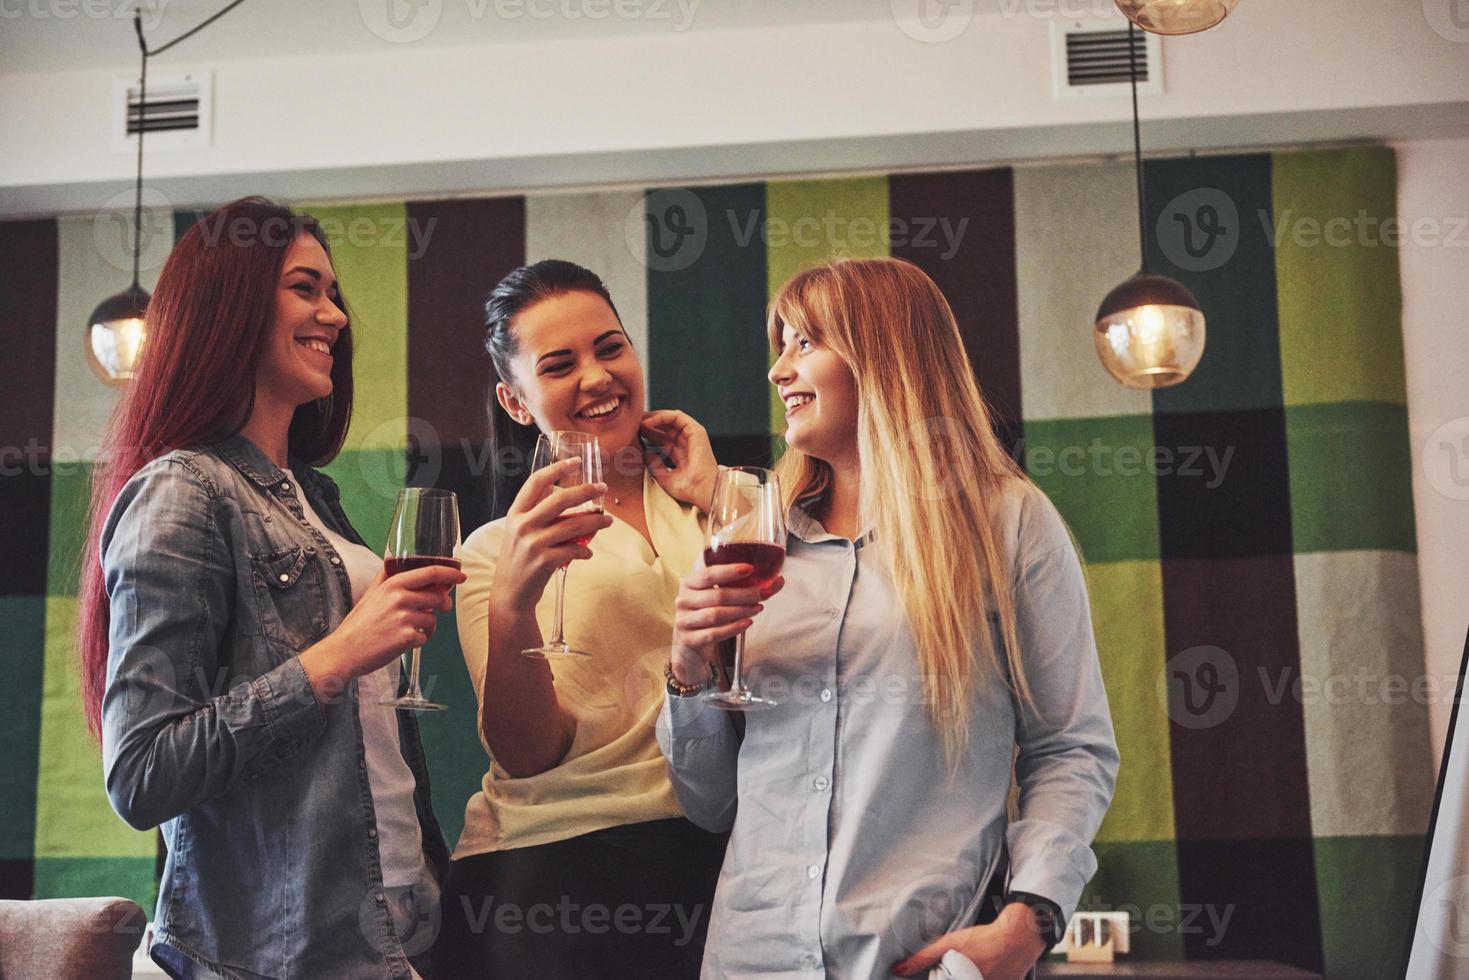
[1114,0,1239,36]
[87,12,153,385]
[1093,23,1206,390]
[86,1,247,384]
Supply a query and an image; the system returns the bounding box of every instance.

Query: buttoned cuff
[1004,818,1099,922]
[252,656,328,753]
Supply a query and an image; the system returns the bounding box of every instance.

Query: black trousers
[432,817,728,980]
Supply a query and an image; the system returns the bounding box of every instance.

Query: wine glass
[522,431,604,660]
[703,466,785,711]
[381,487,461,712]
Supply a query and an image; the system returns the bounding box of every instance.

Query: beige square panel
[526,190,650,399]
[52,209,173,461]
[1294,549,1434,836]
[1014,162,1154,422]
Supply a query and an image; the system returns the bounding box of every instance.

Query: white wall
[1398,138,1469,774]
[1,1,1467,217]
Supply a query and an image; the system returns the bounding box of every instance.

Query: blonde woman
[659,258,1120,980]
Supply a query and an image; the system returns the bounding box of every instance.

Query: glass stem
[551,565,569,645]
[729,631,747,692]
[406,648,423,699]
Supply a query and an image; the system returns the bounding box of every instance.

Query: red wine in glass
[385,555,463,576]
[552,508,604,548]
[381,487,461,711]
[703,542,785,591]
[703,466,786,711]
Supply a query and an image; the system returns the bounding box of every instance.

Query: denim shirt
[99,435,450,980]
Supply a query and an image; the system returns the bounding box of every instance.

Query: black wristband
[1005,891,1066,951]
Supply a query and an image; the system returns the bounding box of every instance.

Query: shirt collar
[787,501,876,548]
[213,433,287,489]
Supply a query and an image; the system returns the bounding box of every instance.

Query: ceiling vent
[112,71,212,152]
[1051,19,1163,99]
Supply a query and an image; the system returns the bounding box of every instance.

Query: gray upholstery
[0,897,147,980]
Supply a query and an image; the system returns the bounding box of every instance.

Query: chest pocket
[249,545,329,649]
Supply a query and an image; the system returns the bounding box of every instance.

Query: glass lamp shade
[87,285,150,385]
[1113,0,1239,34]
[1094,274,1206,389]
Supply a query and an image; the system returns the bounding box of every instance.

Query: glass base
[521,642,593,660]
[704,688,777,711]
[381,695,448,712]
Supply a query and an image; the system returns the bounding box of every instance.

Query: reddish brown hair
[78,197,354,739]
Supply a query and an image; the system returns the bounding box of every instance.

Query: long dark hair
[78,196,355,739]
[483,259,621,518]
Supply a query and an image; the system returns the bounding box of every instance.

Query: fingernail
[594,482,608,492]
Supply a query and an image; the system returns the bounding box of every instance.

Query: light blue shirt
[657,477,1119,979]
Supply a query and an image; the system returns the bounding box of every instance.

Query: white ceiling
[0,0,1019,74]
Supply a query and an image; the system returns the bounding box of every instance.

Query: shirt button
[280,481,292,491]
[359,758,367,770]
[813,775,830,791]
[801,954,820,970]
[368,828,378,839]
[330,556,342,566]
[819,688,833,703]
[278,573,290,584]
[375,891,386,904]
[806,864,820,879]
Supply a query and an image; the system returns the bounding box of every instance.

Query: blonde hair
[768,257,1039,757]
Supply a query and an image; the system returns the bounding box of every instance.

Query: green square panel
[1088,561,1175,844]
[1076,840,1185,962]
[320,448,411,558]
[1314,834,1424,980]
[1273,147,1408,408]
[33,855,157,910]
[1021,416,1161,563]
[764,176,890,428]
[300,202,409,453]
[413,607,482,852]
[0,597,46,859]
[34,598,156,861]
[46,459,92,597]
[1285,402,1416,554]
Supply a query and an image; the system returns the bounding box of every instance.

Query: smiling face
[496,290,645,453]
[256,233,348,411]
[768,322,860,467]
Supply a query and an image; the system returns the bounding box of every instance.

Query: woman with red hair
[78,197,463,979]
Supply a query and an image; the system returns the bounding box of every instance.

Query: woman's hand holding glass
[670,560,785,689]
[488,456,612,623]
[299,562,465,704]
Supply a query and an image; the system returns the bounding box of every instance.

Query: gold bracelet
[665,662,707,697]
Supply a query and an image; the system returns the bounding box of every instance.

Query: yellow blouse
[453,467,706,855]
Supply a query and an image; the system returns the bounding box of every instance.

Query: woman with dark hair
[433,260,732,976]
[79,197,464,979]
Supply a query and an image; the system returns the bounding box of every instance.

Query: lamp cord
[131,11,146,292]
[1128,22,1148,275]
[127,0,250,292]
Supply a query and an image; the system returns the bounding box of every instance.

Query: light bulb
[1114,0,1240,35]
